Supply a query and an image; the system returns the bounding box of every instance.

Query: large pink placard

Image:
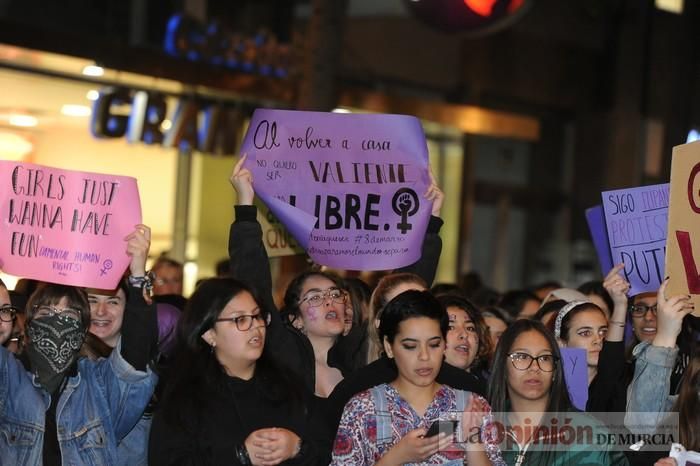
[0,161,141,289]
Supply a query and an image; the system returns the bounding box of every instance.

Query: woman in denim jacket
[0,225,158,466]
[625,279,695,435]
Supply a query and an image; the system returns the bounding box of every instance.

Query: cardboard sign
[585,205,614,276]
[239,109,432,270]
[560,347,589,411]
[255,199,303,257]
[601,183,669,295]
[0,161,141,289]
[665,141,700,315]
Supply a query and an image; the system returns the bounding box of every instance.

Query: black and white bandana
[26,313,85,393]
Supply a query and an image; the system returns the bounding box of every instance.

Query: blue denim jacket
[0,340,157,466]
[624,341,678,435]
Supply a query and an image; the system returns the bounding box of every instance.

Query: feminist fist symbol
[392,188,419,234]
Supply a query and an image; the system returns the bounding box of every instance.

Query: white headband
[554,300,591,339]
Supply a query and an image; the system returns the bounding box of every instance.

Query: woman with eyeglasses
[488,319,629,465]
[149,278,324,466]
[552,264,631,413]
[332,290,503,466]
[625,279,696,433]
[626,284,697,396]
[229,155,358,400]
[0,225,158,465]
[229,154,445,395]
[0,279,16,347]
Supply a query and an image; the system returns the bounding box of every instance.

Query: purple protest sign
[601,183,669,295]
[585,205,614,276]
[240,109,431,270]
[560,347,588,411]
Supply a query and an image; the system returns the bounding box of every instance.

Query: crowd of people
[0,156,698,466]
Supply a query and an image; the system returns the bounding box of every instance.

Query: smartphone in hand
[425,419,458,438]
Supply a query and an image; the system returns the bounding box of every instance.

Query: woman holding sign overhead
[0,225,158,466]
[228,154,445,398]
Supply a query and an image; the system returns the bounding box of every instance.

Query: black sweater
[586,340,627,413]
[149,371,325,466]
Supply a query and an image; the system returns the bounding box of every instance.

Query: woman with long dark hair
[488,319,628,465]
[437,294,491,381]
[332,290,503,465]
[149,278,323,465]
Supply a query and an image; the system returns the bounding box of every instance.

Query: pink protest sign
[0,161,141,289]
[240,109,432,270]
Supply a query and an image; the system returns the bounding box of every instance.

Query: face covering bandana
[26,313,85,393]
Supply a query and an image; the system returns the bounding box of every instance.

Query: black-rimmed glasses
[0,305,18,322]
[508,352,558,372]
[33,305,82,321]
[216,313,271,331]
[629,303,657,318]
[299,288,347,307]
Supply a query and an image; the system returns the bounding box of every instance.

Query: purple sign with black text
[601,183,669,296]
[240,109,432,270]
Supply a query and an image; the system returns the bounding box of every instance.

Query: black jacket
[586,340,628,413]
[149,371,325,466]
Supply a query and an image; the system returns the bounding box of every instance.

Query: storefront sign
[0,161,141,289]
[240,109,432,270]
[164,14,291,78]
[90,87,242,155]
[665,141,700,315]
[601,183,669,295]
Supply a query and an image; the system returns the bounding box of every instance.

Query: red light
[463,0,497,17]
[508,0,525,13]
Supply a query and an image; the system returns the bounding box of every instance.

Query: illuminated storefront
[0,42,541,294]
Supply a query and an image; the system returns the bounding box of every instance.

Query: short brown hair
[26,284,91,328]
